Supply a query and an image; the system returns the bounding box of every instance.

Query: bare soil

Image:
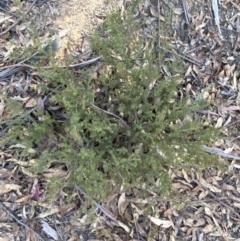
[49,0,120,61]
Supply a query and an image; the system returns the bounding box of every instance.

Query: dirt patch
[51,0,120,61]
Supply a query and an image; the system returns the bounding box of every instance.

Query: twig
[0,6,10,13]
[50,56,101,69]
[0,94,49,135]
[202,145,240,161]
[157,0,161,68]
[191,179,240,219]
[0,57,101,70]
[0,0,37,36]
[182,0,189,25]
[77,187,131,233]
[0,66,24,79]
[0,64,34,70]
[0,201,44,241]
[76,187,117,222]
[0,57,101,79]
[68,57,101,68]
[158,45,203,67]
[90,102,129,128]
[194,109,220,116]
[211,0,224,40]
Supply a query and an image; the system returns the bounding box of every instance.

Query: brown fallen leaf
[0,182,22,195]
[135,221,147,237]
[24,97,38,108]
[199,179,222,194]
[202,224,215,233]
[118,192,129,216]
[193,218,206,227]
[14,194,34,203]
[148,215,173,228]
[111,234,123,241]
[116,220,130,233]
[149,6,164,21]
[36,206,59,218]
[172,182,191,191]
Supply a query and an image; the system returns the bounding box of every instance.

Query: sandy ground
[50,0,121,61]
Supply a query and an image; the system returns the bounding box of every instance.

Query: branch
[0,201,44,241]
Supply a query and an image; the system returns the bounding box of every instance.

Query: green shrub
[4,0,220,200]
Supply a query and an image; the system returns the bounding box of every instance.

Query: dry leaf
[182,169,191,183]
[0,100,4,117]
[36,207,60,218]
[15,194,34,203]
[215,117,223,128]
[111,234,123,241]
[42,221,59,240]
[116,220,130,233]
[172,8,182,15]
[0,183,22,195]
[24,97,38,108]
[149,6,164,21]
[194,218,206,227]
[37,97,44,111]
[0,15,12,24]
[173,182,191,191]
[58,29,69,38]
[200,178,221,193]
[148,216,173,228]
[204,207,212,216]
[118,192,129,216]
[0,237,12,241]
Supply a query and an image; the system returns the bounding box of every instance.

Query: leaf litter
[0,0,240,240]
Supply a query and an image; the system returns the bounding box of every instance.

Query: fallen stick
[0,57,101,79]
[0,201,44,241]
[202,145,240,160]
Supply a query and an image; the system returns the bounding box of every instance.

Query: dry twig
[191,179,240,219]
[0,201,44,241]
[90,102,129,128]
[0,0,37,36]
[159,46,203,67]
[0,94,49,135]
[181,0,189,25]
[0,57,101,80]
[76,187,117,222]
[202,145,240,161]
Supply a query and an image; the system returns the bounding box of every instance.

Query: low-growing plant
[4,0,220,202]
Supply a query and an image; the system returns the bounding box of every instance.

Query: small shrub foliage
[6,0,218,200]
